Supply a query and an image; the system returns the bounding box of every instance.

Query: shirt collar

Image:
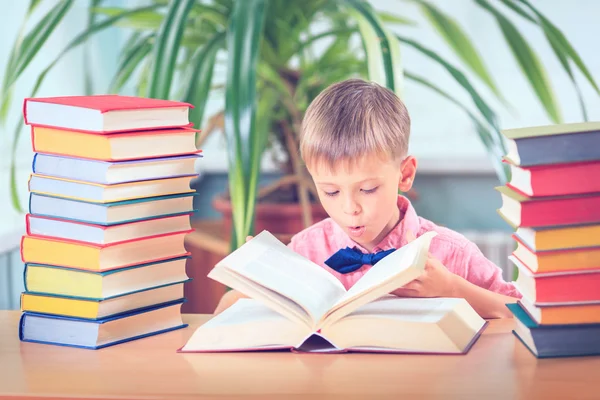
[333,195,421,254]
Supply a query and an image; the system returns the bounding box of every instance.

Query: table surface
[1,311,599,400]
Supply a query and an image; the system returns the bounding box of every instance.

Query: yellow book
[515,224,600,251]
[24,256,189,298]
[21,231,191,272]
[21,282,186,320]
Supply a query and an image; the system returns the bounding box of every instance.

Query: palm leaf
[84,0,104,95]
[8,5,164,210]
[476,0,562,123]
[406,72,509,182]
[184,31,225,129]
[109,33,154,94]
[515,0,600,120]
[414,0,504,102]
[224,0,268,249]
[1,0,74,124]
[396,34,506,154]
[148,0,195,99]
[93,6,165,30]
[346,0,403,97]
[376,10,417,26]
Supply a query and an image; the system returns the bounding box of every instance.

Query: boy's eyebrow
[316,177,381,185]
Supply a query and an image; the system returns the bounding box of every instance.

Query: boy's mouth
[348,226,366,237]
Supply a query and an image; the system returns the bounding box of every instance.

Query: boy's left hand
[391,231,458,298]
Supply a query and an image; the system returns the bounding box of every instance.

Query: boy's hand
[391,231,458,298]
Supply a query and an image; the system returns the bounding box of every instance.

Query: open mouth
[348,226,365,237]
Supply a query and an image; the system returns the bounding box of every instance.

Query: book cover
[19,300,188,349]
[23,95,194,133]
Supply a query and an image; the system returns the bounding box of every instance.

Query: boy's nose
[342,197,361,215]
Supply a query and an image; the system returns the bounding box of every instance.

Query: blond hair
[300,78,410,170]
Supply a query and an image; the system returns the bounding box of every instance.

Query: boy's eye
[362,187,378,194]
[324,190,339,197]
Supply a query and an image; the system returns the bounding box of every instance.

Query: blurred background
[1,0,599,312]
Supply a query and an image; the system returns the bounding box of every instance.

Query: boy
[215,78,521,318]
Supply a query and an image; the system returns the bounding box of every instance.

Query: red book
[507,160,600,197]
[23,94,193,133]
[496,185,600,228]
[510,255,600,304]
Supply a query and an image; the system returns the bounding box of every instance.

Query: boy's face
[308,154,417,252]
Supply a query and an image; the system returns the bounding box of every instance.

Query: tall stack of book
[18,95,201,349]
[496,121,600,358]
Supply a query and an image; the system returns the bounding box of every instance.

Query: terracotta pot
[212,194,329,241]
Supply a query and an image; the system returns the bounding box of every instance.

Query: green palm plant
[2,0,598,250]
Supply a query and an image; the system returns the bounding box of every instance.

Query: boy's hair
[300,78,411,170]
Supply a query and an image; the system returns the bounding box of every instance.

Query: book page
[209,266,311,328]
[180,299,308,352]
[318,231,436,328]
[209,231,347,327]
[345,295,461,323]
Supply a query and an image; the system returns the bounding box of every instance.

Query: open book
[180,230,487,354]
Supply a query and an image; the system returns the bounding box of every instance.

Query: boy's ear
[398,155,417,192]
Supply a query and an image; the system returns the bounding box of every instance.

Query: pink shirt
[288,195,521,298]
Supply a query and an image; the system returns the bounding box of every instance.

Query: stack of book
[496,121,600,358]
[18,94,201,349]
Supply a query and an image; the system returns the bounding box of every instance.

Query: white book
[28,173,195,203]
[32,153,200,184]
[180,231,487,354]
[24,95,191,132]
[29,193,196,225]
[26,213,192,245]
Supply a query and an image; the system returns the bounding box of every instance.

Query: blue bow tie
[324,247,396,274]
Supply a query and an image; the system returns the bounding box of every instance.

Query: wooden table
[1,312,599,399]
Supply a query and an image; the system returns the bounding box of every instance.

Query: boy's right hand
[213,235,253,315]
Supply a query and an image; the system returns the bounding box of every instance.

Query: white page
[181,299,307,351]
[211,231,347,325]
[333,231,435,308]
[209,266,310,328]
[346,295,460,323]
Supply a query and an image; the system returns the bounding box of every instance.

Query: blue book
[29,192,197,225]
[503,122,600,167]
[19,300,188,350]
[32,153,201,184]
[508,302,600,358]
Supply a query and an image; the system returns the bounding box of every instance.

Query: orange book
[512,234,600,273]
[515,224,600,251]
[21,231,191,272]
[519,296,600,325]
[31,126,200,161]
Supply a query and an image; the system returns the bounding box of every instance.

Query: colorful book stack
[18,94,201,349]
[496,121,600,358]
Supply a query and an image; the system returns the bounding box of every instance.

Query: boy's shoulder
[417,216,474,251]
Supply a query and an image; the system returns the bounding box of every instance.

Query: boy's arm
[450,274,518,319]
[456,242,521,318]
[392,234,520,319]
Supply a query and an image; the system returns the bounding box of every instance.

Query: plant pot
[212,193,329,242]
